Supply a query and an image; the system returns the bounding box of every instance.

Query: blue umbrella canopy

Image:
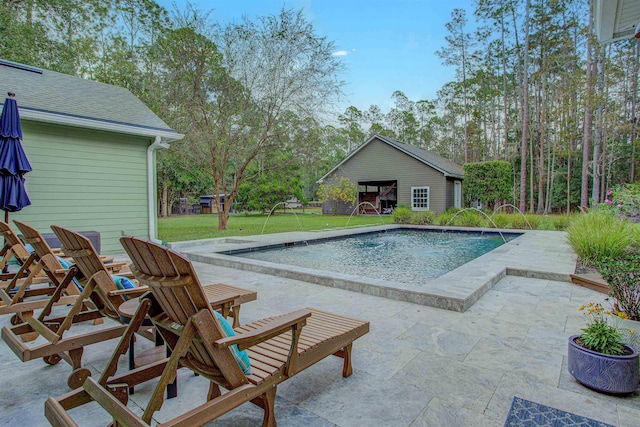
[0,94,31,214]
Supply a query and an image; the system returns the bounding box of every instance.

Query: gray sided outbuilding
[318,135,464,215]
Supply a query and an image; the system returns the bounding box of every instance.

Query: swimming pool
[175,225,530,312]
[233,229,514,285]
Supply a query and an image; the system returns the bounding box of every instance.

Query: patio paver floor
[1,233,639,426]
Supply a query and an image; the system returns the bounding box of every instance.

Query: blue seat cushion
[112,276,138,300]
[213,311,251,374]
[56,257,84,291]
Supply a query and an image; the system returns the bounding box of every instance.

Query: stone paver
[0,229,638,426]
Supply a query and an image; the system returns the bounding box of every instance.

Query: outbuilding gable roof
[0,59,180,139]
[318,134,464,182]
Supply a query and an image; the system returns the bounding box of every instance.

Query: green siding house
[0,59,183,254]
[318,134,464,215]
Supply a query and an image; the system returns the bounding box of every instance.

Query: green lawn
[158,212,394,242]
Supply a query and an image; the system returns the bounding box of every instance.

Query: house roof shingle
[0,59,176,134]
[376,135,465,178]
[318,134,464,182]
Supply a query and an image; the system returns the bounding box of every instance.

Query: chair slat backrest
[51,225,123,318]
[0,221,30,262]
[120,236,247,388]
[14,221,66,278]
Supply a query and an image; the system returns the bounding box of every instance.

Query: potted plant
[568,303,639,394]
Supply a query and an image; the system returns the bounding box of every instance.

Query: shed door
[454,181,462,208]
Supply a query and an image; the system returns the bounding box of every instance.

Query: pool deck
[169,226,578,312]
[2,228,639,426]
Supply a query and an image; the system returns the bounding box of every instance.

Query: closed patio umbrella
[0,92,32,221]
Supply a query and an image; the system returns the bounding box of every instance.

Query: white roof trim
[19,108,184,142]
[594,0,639,43]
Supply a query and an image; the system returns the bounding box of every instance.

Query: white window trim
[411,186,430,211]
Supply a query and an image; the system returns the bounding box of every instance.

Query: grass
[159,208,638,244]
[566,212,639,265]
[158,211,394,242]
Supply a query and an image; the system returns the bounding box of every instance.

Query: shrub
[566,212,637,265]
[392,207,412,224]
[552,215,571,230]
[491,213,510,229]
[456,210,484,227]
[411,211,435,225]
[525,214,539,230]
[436,211,454,226]
[598,253,640,321]
[510,215,530,230]
[606,184,640,222]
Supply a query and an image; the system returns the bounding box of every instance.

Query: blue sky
[159,0,475,115]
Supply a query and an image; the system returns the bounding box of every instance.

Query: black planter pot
[568,335,639,394]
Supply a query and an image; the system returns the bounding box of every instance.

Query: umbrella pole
[2,211,8,273]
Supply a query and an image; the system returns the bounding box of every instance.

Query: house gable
[323,137,459,213]
[0,59,183,253]
[319,134,464,183]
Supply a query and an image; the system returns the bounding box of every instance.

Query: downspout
[147,136,169,243]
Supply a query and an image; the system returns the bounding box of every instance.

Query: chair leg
[231,305,241,328]
[261,386,277,427]
[341,344,353,377]
[207,382,221,401]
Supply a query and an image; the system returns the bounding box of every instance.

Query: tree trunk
[537,81,546,214]
[519,0,530,213]
[161,174,168,218]
[581,6,594,208]
[592,49,604,204]
[631,43,639,182]
[501,4,509,162]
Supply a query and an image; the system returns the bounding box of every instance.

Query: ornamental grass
[566,212,637,266]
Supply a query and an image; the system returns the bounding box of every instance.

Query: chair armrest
[108,286,149,297]
[104,261,128,270]
[214,309,311,351]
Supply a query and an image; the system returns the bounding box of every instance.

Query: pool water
[235,229,513,285]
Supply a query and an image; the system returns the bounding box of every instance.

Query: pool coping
[169,225,578,312]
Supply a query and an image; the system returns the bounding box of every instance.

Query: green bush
[607,184,640,221]
[411,211,435,225]
[510,215,530,230]
[436,211,454,226]
[393,207,412,224]
[598,253,640,321]
[525,214,539,230]
[491,213,510,229]
[566,212,638,265]
[552,215,571,231]
[456,210,484,227]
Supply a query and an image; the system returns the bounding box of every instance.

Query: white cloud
[332,50,349,57]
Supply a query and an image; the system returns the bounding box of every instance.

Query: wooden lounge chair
[1,225,150,389]
[0,221,64,323]
[3,225,257,391]
[0,220,116,322]
[45,237,369,426]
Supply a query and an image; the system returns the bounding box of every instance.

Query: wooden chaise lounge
[1,225,149,389]
[2,226,257,390]
[0,221,64,323]
[45,236,369,427]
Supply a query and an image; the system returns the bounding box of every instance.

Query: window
[411,186,430,211]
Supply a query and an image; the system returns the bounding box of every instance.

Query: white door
[454,181,462,208]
